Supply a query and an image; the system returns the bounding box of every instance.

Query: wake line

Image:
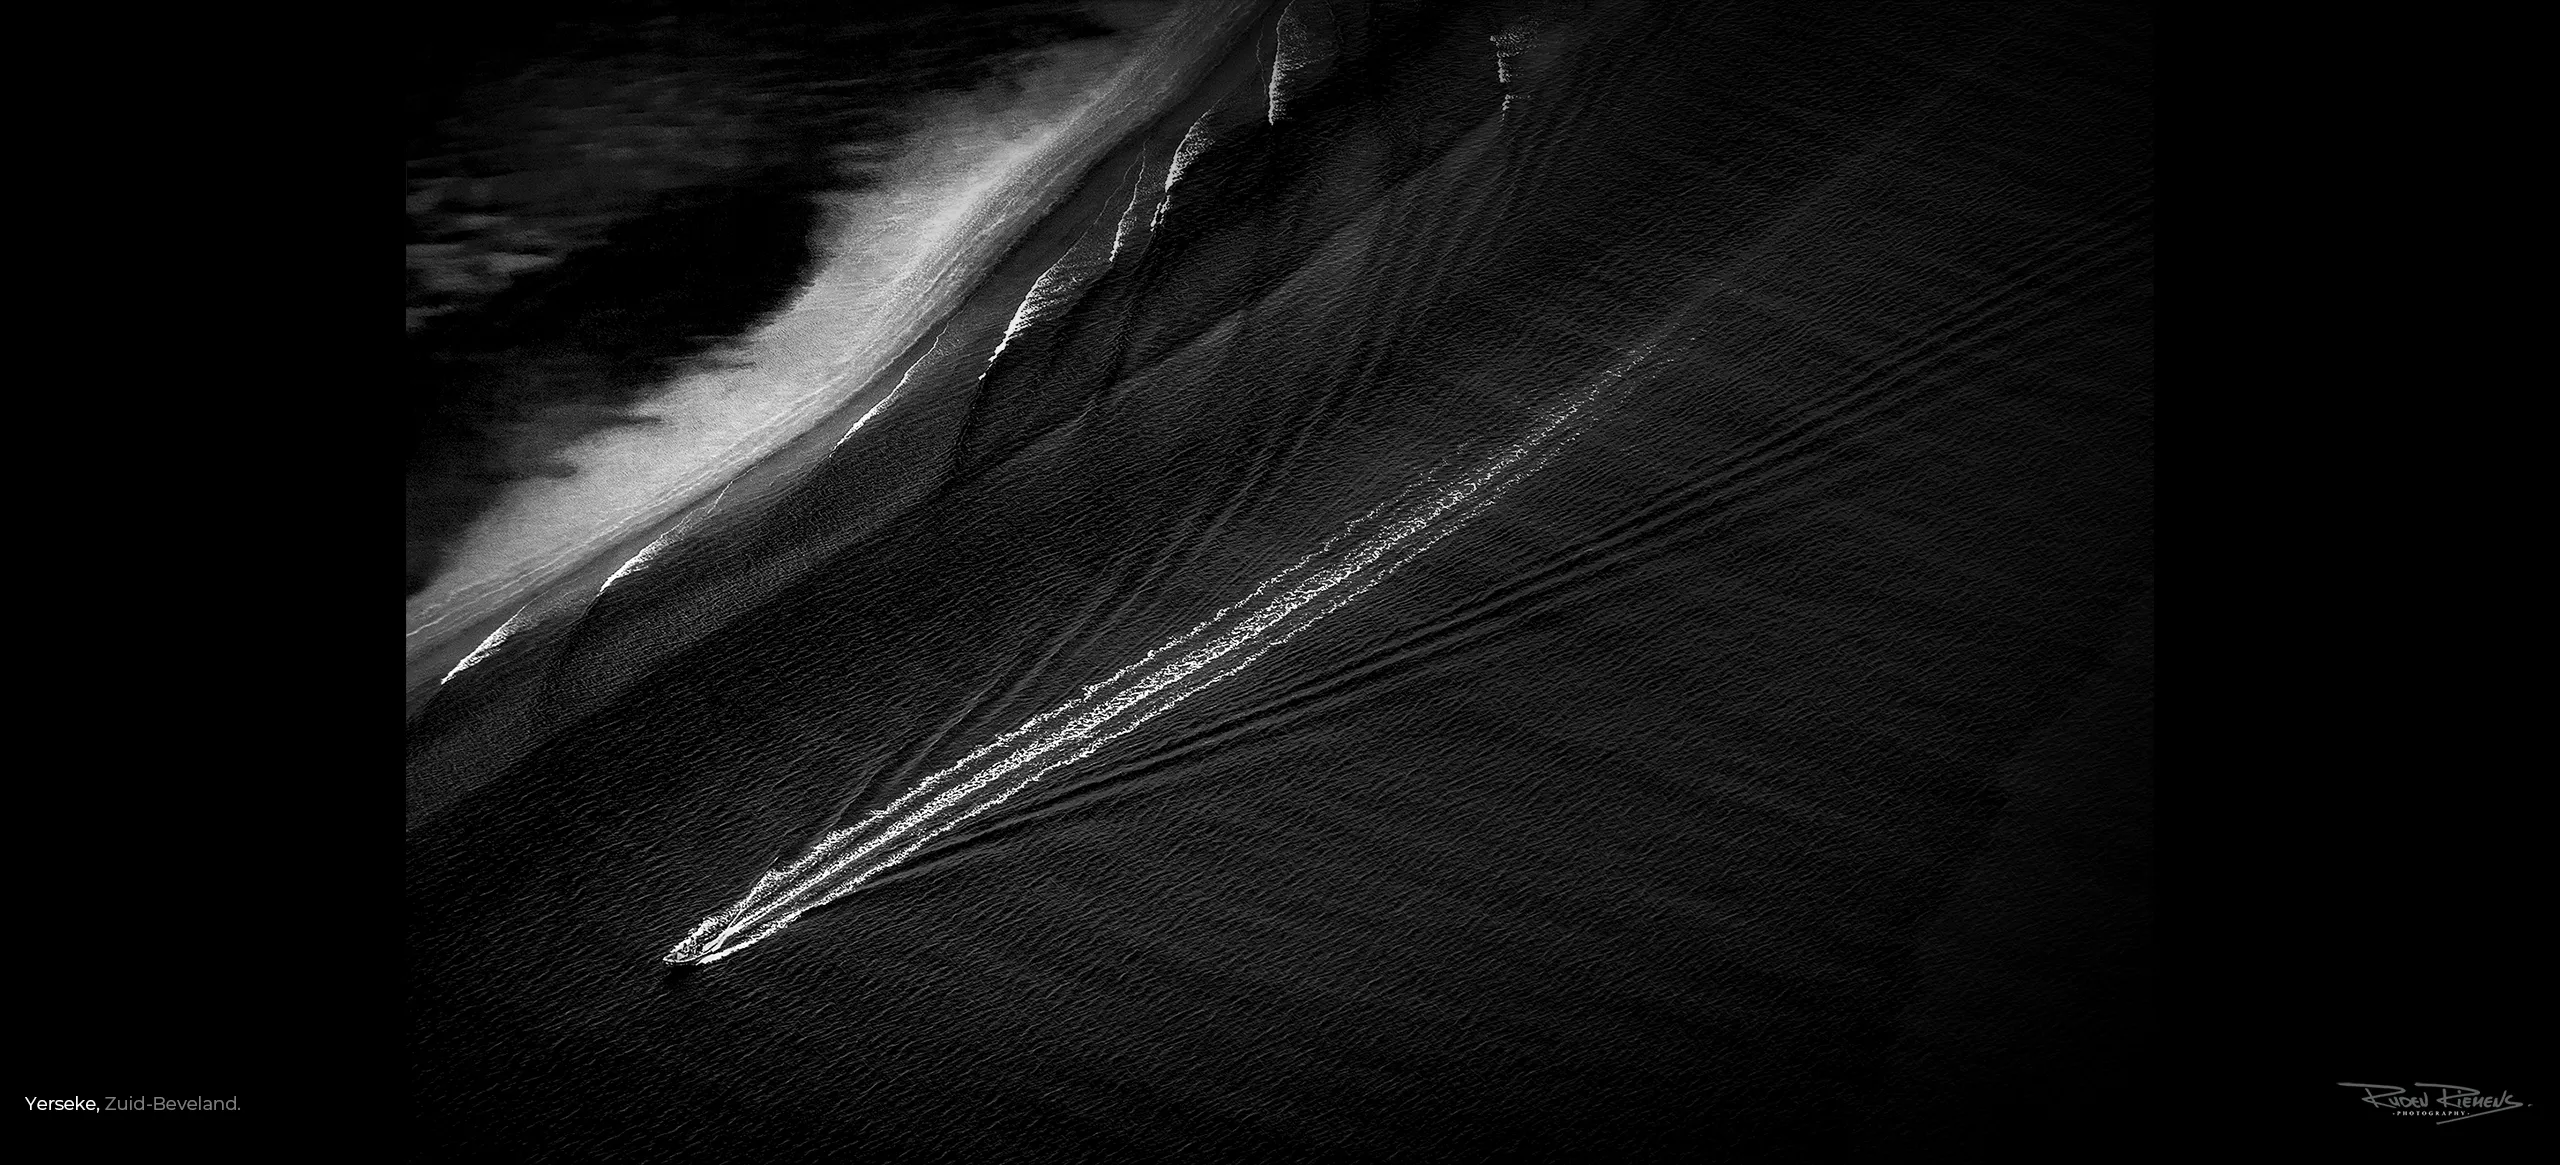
[664,354,1649,967]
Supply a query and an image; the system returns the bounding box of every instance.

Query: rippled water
[410,2,2151,1157]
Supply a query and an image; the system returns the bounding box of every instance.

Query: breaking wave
[1151,109,1218,229]
[597,485,731,595]
[984,167,1130,377]
[439,603,535,686]
[406,2,1264,665]
[1269,4,1312,124]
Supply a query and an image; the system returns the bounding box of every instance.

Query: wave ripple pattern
[663,349,1655,966]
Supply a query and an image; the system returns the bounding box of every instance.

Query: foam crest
[598,485,731,595]
[407,2,1268,661]
[439,603,534,685]
[1490,19,1537,111]
[1268,4,1311,124]
[1151,110,1218,229]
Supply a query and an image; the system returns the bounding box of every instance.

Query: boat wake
[662,342,1662,966]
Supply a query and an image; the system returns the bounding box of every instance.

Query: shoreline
[407,1,1286,721]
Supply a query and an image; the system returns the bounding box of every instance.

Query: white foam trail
[794,482,1418,854]
[1166,112,1215,190]
[1268,4,1310,124]
[665,349,1652,967]
[1151,110,1217,229]
[439,603,534,685]
[598,485,731,595]
[1490,21,1535,112]
[865,465,1555,884]
[834,329,967,454]
[830,385,905,452]
[984,225,1100,376]
[599,533,676,595]
[1110,145,1153,262]
[985,155,1145,380]
[406,2,1266,660]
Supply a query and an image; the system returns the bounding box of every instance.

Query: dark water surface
[410,2,2151,1157]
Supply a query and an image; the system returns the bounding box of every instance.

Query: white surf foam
[439,603,534,685]
[596,485,730,596]
[1268,4,1312,124]
[1491,19,1537,112]
[1150,108,1219,231]
[408,2,1265,661]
